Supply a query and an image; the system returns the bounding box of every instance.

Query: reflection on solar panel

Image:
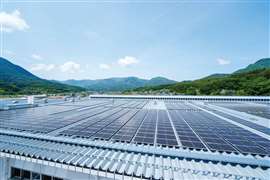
[165,101,195,110]
[200,105,270,136]
[59,107,124,137]
[92,109,138,140]
[201,112,269,155]
[211,110,270,136]
[169,110,206,149]
[156,110,178,146]
[111,110,147,142]
[0,98,269,156]
[212,102,270,119]
[0,100,125,133]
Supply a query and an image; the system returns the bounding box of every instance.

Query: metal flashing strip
[90,95,270,102]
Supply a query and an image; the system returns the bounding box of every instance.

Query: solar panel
[92,109,138,140]
[0,101,112,133]
[209,110,270,135]
[156,110,178,146]
[169,110,206,149]
[111,110,148,142]
[133,110,157,145]
[195,111,269,155]
[212,102,270,119]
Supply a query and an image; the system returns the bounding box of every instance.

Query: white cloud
[30,61,83,74]
[59,61,81,73]
[217,58,230,65]
[30,64,55,72]
[118,56,139,67]
[99,63,111,70]
[0,10,29,32]
[31,54,43,60]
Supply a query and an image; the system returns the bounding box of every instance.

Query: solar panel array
[201,105,270,135]
[0,100,128,133]
[210,110,270,136]
[212,102,270,119]
[133,110,157,145]
[111,110,147,142]
[169,110,206,149]
[0,105,82,133]
[156,110,178,146]
[180,111,269,154]
[60,107,126,137]
[0,99,269,156]
[92,109,138,140]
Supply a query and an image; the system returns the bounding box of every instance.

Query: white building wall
[0,157,115,180]
[0,157,9,180]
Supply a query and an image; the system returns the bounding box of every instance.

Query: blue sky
[0,1,269,81]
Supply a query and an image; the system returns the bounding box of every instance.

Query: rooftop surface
[0,96,269,179]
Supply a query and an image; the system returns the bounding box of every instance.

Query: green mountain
[147,76,177,86]
[203,73,229,79]
[127,58,270,96]
[61,76,177,92]
[0,57,84,95]
[234,58,270,74]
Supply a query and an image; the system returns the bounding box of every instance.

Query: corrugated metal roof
[0,132,269,180]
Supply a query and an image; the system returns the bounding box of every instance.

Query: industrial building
[0,95,269,180]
